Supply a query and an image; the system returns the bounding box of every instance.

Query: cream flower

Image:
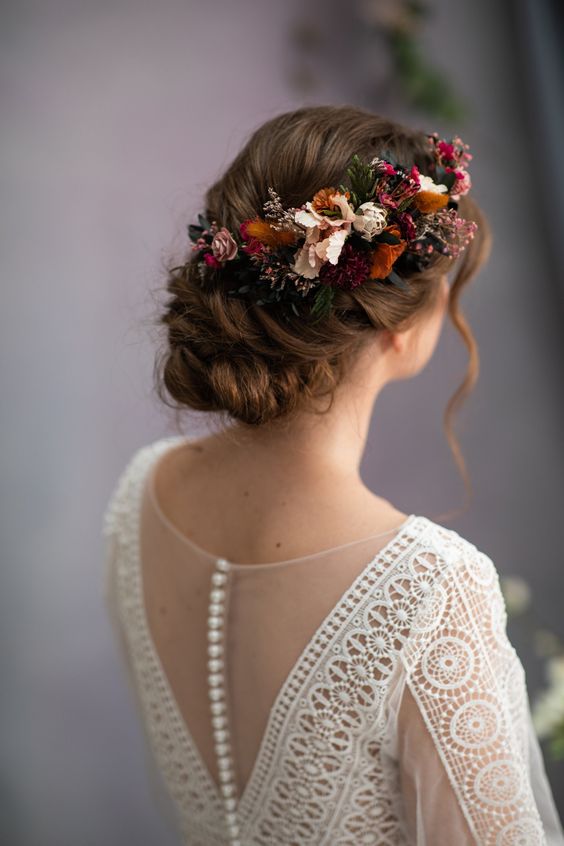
[293,191,356,276]
[293,228,350,277]
[315,228,349,264]
[353,202,388,241]
[418,174,448,195]
[293,242,323,278]
[295,191,356,231]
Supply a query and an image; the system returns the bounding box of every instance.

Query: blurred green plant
[360,0,467,122]
[501,575,564,761]
[289,0,468,123]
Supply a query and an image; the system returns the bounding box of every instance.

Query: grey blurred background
[2,0,563,843]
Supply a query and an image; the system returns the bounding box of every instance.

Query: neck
[219,353,388,485]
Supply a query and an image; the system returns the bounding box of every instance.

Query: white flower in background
[353,202,388,240]
[418,174,448,195]
[532,656,564,739]
[500,575,531,616]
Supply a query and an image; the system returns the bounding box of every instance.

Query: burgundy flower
[204,252,221,268]
[318,242,372,290]
[396,211,417,241]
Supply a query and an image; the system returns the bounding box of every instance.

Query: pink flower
[204,253,221,268]
[211,227,238,261]
[372,159,396,176]
[438,140,455,160]
[448,167,472,200]
[410,164,421,185]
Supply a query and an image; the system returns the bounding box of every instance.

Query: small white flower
[418,174,448,195]
[352,202,388,241]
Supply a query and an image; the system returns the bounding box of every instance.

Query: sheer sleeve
[386,543,564,845]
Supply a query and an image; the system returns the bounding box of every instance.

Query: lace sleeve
[393,542,564,845]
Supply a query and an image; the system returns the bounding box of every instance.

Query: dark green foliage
[345,155,375,207]
[309,284,335,323]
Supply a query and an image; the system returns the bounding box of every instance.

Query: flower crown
[187,133,477,321]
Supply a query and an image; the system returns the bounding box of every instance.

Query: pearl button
[208,643,223,657]
[212,572,227,586]
[209,688,224,702]
[208,558,240,842]
[215,742,230,756]
[210,588,225,603]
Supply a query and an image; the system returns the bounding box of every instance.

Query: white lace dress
[102,436,564,845]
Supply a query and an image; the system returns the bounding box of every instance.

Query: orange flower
[244,217,297,247]
[311,187,350,215]
[412,191,449,214]
[369,225,406,280]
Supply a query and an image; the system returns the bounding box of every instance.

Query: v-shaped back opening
[147,435,414,569]
[132,440,423,817]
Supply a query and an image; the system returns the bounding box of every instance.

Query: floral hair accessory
[187,132,477,321]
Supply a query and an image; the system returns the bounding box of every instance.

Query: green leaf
[188,224,204,242]
[375,231,402,246]
[345,155,375,206]
[442,171,457,190]
[198,214,211,230]
[310,285,335,322]
[386,270,410,290]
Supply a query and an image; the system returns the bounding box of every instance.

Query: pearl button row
[208,557,241,846]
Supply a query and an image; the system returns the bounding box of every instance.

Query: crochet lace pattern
[103,438,547,845]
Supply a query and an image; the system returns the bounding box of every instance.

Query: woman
[103,106,564,844]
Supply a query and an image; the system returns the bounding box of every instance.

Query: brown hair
[154,105,492,515]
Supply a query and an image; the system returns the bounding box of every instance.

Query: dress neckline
[146,435,416,569]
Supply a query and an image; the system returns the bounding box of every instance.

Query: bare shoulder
[150,430,415,562]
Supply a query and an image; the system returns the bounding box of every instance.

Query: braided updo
[154,105,491,492]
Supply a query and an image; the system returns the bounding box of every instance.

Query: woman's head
[155,106,491,497]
